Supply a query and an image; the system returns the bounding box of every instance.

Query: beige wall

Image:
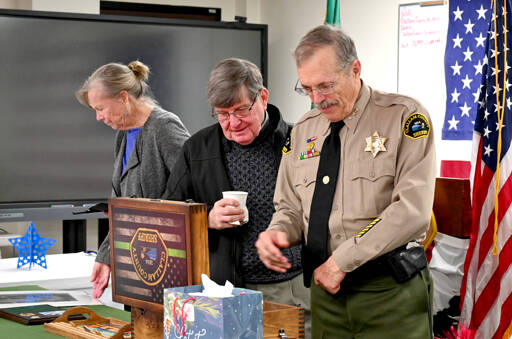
[31,0,98,13]
[1,0,31,9]
[259,0,321,123]
[1,0,97,12]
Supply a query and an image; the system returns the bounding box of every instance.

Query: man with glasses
[165,58,310,336]
[256,25,435,338]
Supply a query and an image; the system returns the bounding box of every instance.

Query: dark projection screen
[0,10,266,217]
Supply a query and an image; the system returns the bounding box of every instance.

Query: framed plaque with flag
[108,197,209,312]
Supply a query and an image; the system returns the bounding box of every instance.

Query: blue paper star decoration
[8,222,56,269]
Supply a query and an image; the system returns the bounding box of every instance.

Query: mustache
[314,100,339,109]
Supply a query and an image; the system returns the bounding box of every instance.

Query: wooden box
[263,301,304,339]
[109,198,209,313]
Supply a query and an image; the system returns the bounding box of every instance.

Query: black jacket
[165,104,298,286]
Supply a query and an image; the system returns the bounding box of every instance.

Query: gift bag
[163,285,263,339]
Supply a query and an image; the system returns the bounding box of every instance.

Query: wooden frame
[263,301,304,339]
[109,198,209,313]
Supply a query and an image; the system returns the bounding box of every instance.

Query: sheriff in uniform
[256,25,435,339]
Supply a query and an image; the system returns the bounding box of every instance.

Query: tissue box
[163,285,263,339]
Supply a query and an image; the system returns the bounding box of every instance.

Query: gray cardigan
[96,106,189,264]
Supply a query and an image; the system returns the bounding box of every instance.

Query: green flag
[324,0,341,26]
[309,0,341,110]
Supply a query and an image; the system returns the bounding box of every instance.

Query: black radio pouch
[386,246,427,283]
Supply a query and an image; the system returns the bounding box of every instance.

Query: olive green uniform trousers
[311,268,433,339]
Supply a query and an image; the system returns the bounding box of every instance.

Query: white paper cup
[222,191,249,225]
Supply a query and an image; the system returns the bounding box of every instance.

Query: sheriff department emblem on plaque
[130,228,169,286]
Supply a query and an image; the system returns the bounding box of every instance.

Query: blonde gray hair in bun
[128,60,149,82]
[76,60,157,108]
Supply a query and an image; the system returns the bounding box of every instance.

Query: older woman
[76,60,189,298]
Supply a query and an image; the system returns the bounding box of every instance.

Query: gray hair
[76,60,156,108]
[294,25,358,71]
[207,58,263,108]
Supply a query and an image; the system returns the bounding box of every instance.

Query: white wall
[1,0,31,9]
[259,0,321,122]
[31,0,98,13]
[341,0,401,92]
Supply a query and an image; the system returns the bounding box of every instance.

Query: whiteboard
[397,2,471,170]
[398,2,448,120]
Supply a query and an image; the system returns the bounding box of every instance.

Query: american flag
[459,0,512,337]
[443,0,491,140]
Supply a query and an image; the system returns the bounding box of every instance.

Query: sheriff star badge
[365,131,387,158]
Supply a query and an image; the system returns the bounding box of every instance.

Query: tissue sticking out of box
[188,274,234,298]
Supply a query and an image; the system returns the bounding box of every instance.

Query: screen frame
[0,9,268,221]
[0,8,268,85]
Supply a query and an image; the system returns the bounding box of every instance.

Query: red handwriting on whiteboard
[400,7,442,49]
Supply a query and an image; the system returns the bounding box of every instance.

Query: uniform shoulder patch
[403,112,430,139]
[282,131,292,155]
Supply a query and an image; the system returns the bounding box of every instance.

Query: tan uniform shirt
[268,82,436,273]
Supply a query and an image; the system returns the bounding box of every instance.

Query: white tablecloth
[429,232,470,313]
[0,252,95,290]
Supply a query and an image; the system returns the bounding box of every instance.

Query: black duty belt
[343,245,408,283]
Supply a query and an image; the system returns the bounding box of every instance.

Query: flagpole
[490,0,508,256]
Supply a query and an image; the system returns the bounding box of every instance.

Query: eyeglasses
[294,77,339,96]
[211,90,261,122]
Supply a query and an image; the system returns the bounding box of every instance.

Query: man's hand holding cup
[208,191,249,230]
